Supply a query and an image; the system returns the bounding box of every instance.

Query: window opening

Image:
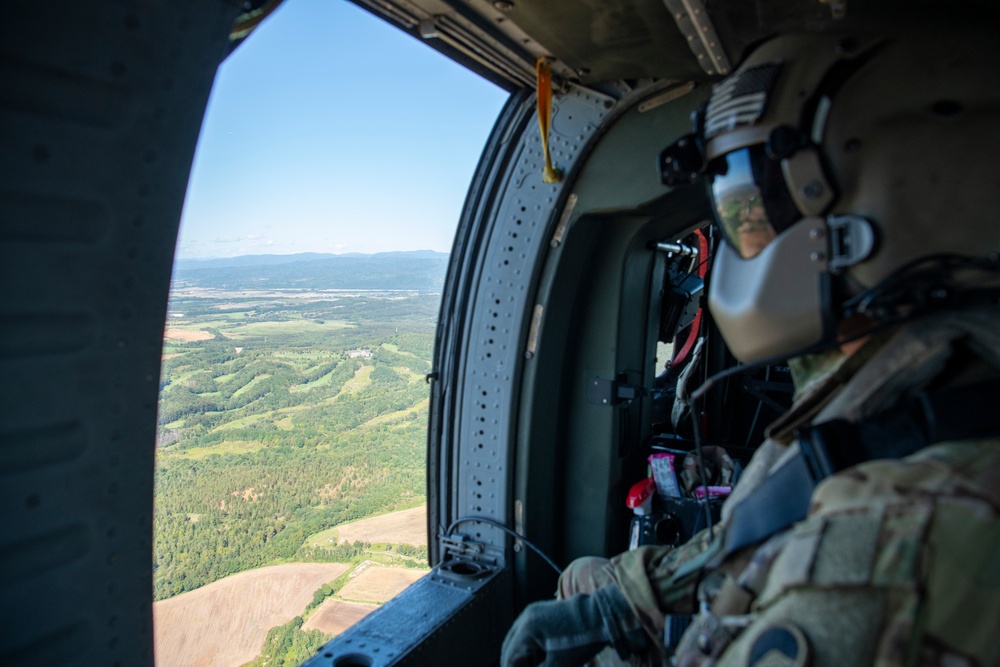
[152,2,507,665]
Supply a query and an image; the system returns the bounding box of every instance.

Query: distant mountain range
[172,250,450,290]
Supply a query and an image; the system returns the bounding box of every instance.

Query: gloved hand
[501,583,648,667]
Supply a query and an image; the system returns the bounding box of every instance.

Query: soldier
[502,19,1000,667]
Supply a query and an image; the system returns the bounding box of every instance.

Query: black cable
[446,515,563,575]
[675,255,711,285]
[744,365,770,449]
[845,253,1000,321]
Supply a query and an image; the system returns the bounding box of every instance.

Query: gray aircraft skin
[0,1,994,665]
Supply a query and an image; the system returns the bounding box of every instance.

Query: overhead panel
[349,0,719,89]
[495,0,705,84]
[662,0,732,76]
[349,0,539,88]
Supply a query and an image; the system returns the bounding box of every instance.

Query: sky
[176,0,510,259]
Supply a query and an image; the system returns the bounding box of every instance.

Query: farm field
[153,563,349,667]
[304,505,427,550]
[335,504,428,547]
[164,328,215,341]
[338,566,428,602]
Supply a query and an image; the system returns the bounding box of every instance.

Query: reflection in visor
[711,150,778,259]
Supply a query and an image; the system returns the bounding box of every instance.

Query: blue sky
[176,0,510,259]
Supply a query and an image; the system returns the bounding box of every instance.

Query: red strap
[669,229,709,369]
[672,310,702,369]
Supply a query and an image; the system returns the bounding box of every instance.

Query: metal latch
[439,532,486,560]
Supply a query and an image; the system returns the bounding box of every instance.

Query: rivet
[809,228,825,240]
[493,1,514,11]
[810,252,826,262]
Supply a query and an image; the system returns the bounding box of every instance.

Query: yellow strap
[535,57,562,184]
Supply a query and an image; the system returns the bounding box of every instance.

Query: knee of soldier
[556,556,615,599]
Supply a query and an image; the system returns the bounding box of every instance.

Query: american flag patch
[704,62,782,140]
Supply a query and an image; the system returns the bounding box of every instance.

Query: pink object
[693,485,732,500]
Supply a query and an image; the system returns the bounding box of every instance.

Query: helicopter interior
[2,1,991,666]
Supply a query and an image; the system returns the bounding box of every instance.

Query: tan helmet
[691,23,1000,362]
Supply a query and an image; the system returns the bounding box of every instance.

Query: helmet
[664,23,1000,362]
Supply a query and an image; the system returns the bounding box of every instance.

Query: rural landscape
[154,252,446,666]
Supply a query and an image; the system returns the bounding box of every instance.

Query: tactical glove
[501,583,648,667]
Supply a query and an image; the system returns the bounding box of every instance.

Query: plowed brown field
[153,562,349,667]
[336,505,427,546]
[302,599,379,635]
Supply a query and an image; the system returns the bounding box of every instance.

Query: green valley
[155,278,438,602]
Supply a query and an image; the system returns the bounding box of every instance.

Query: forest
[155,276,438,608]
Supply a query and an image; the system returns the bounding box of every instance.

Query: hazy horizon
[174,248,449,262]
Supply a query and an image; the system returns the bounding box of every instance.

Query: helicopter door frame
[308,81,623,666]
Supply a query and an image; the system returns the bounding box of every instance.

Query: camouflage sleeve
[607,525,718,649]
[712,439,1000,667]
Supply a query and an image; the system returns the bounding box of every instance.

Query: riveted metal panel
[305,566,511,667]
[447,85,615,557]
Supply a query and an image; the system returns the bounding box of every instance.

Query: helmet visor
[710,147,799,259]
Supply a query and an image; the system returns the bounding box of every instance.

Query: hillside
[171,250,449,290]
[155,283,435,599]
[155,254,439,665]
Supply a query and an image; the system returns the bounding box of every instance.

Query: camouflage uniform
[560,307,1000,667]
